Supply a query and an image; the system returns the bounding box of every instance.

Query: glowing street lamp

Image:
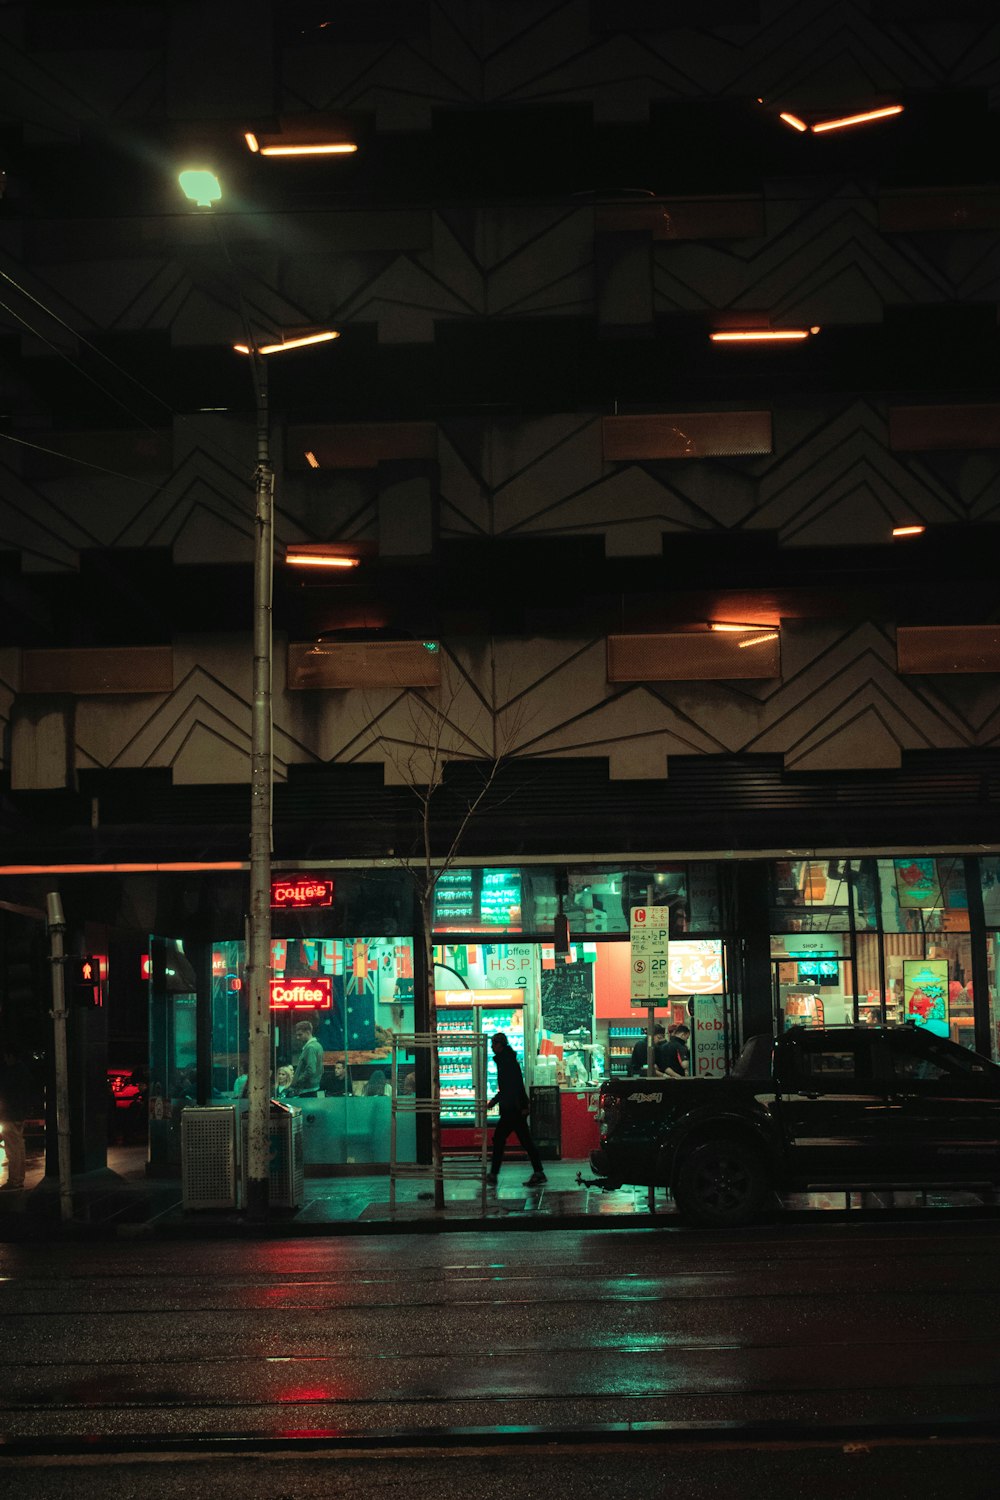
[177,163,342,1221]
[177,168,222,208]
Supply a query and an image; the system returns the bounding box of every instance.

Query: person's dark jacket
[494,1045,529,1112]
[663,1037,689,1075]
[629,1038,670,1075]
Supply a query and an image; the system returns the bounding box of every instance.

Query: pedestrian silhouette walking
[487,1032,546,1188]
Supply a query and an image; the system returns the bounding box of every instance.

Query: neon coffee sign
[269,977,333,1010]
[270,875,335,909]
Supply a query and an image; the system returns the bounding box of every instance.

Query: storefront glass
[979,858,1000,1062]
[768,858,978,1049]
[434,928,736,1154]
[147,936,199,1172]
[876,858,973,1048]
[209,934,417,1168]
[429,862,722,937]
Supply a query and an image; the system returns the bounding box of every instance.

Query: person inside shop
[666,1022,691,1077]
[629,1022,671,1077]
[274,1065,294,1099]
[364,1068,390,1097]
[323,1060,351,1096]
[487,1032,547,1188]
[291,1019,324,1097]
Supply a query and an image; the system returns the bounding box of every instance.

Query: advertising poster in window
[668,939,724,995]
[691,994,727,1078]
[894,859,942,909]
[903,958,949,1038]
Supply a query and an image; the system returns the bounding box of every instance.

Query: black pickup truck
[591,1024,1000,1226]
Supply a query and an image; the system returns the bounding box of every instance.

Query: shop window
[980,858,1000,926]
[771,859,875,928]
[874,859,975,1050]
[563,863,720,936]
[878,856,968,935]
[433,867,523,934]
[987,933,1000,1065]
[208,935,417,1165]
[770,908,852,934]
[428,862,721,938]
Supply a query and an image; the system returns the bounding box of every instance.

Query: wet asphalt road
[1,1216,998,1493]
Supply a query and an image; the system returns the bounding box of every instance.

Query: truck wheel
[673,1139,769,1228]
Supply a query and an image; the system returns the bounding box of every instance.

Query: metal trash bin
[529,1085,561,1161]
[181,1106,239,1210]
[241,1103,304,1209]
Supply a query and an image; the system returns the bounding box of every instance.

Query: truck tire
[673,1139,769,1228]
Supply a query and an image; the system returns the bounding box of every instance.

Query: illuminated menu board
[480,869,521,927]
[433,868,523,931]
[434,869,476,926]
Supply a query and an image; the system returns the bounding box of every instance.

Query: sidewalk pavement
[2,1144,997,1241]
[0,1144,670,1239]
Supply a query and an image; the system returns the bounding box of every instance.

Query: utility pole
[45,891,73,1222]
[245,352,273,1221]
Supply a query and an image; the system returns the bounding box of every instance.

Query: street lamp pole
[246,348,273,1220]
[178,163,343,1221]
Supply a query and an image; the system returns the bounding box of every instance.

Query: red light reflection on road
[276,1387,340,1404]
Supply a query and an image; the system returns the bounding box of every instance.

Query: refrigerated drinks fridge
[435,989,527,1123]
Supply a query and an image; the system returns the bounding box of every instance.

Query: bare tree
[358,644,526,1209]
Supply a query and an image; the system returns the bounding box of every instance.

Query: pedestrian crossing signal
[72,955,103,1005]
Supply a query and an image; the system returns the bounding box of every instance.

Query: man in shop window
[629,1022,669,1077]
[487,1033,547,1188]
[291,1019,324,1097]
[665,1022,691,1076]
[628,1022,686,1079]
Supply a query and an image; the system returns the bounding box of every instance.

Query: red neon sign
[269,976,333,1010]
[270,875,335,909]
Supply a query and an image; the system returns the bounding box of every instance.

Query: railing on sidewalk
[389,1032,489,1215]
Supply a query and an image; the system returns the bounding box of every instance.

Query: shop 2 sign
[270,875,335,909]
[269,977,333,1010]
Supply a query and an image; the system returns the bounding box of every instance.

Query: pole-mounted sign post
[629,905,670,1214]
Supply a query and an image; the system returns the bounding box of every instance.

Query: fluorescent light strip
[259,143,357,156]
[244,132,356,156]
[812,105,903,134]
[0,862,245,876]
[892,524,926,538]
[738,632,780,648]
[779,112,808,133]
[304,451,320,469]
[710,329,816,342]
[234,331,340,356]
[285,553,361,569]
